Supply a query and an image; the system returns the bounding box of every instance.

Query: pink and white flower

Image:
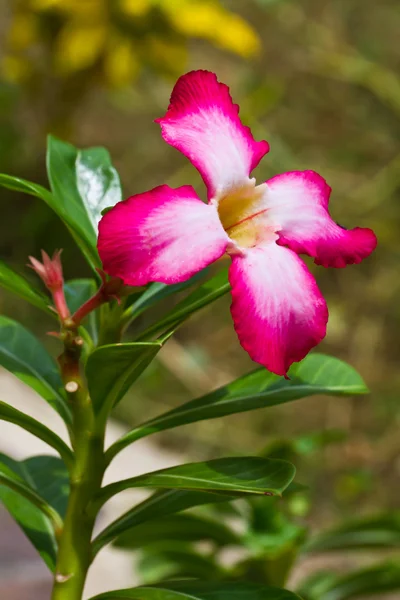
[98,70,377,376]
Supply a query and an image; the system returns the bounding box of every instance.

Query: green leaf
[107,354,367,459]
[46,136,123,269]
[0,316,71,424]
[46,135,101,268]
[94,457,296,509]
[0,454,69,571]
[0,259,51,314]
[93,489,238,554]
[0,401,73,468]
[64,278,98,342]
[86,339,166,419]
[121,269,209,326]
[75,146,122,227]
[138,545,222,584]
[0,173,54,205]
[0,171,100,270]
[90,581,302,599]
[298,562,400,600]
[136,267,230,340]
[304,512,400,552]
[113,512,239,549]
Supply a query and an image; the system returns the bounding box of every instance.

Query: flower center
[216,180,279,249]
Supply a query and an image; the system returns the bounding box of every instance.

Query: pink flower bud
[28,250,70,321]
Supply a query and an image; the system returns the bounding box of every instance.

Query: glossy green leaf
[121,269,209,326]
[47,135,100,266]
[136,267,230,340]
[0,259,51,314]
[0,454,69,571]
[0,170,100,270]
[94,457,295,509]
[107,354,367,459]
[304,512,400,552]
[0,316,71,423]
[86,340,166,418]
[0,173,54,206]
[113,512,239,549]
[75,147,122,227]
[298,562,400,600]
[90,581,302,600]
[93,489,238,554]
[64,278,98,342]
[0,401,73,468]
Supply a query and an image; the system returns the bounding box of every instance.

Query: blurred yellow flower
[105,36,141,87]
[54,23,107,74]
[120,0,151,18]
[8,12,38,51]
[163,0,260,58]
[4,0,261,88]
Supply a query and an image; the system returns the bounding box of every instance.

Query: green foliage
[86,340,167,418]
[0,136,378,600]
[0,259,52,314]
[106,353,367,458]
[304,512,400,552]
[298,562,400,600]
[64,278,98,342]
[95,456,296,508]
[46,136,121,270]
[0,454,69,571]
[90,582,302,600]
[0,315,71,423]
[0,401,73,467]
[92,489,239,554]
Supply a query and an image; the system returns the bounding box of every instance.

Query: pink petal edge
[156,70,269,199]
[229,243,328,377]
[98,184,229,286]
[264,170,377,268]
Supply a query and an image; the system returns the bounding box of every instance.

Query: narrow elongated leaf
[0,259,51,314]
[0,401,73,468]
[95,457,295,509]
[0,173,54,205]
[304,512,400,552]
[76,147,122,227]
[0,171,100,269]
[136,267,230,340]
[46,136,99,262]
[107,354,367,459]
[113,512,239,549]
[86,340,165,417]
[90,581,302,600]
[138,544,222,583]
[46,136,123,268]
[0,454,69,571]
[298,562,400,600]
[0,316,71,423]
[93,489,238,554]
[64,278,98,342]
[122,269,209,326]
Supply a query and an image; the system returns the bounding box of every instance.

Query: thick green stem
[51,379,105,599]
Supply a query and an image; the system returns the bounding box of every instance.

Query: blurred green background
[0,0,399,530]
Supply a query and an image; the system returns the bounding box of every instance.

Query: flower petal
[98,185,229,286]
[229,243,328,376]
[156,70,269,200]
[265,171,377,268]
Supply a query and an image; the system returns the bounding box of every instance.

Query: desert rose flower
[98,70,377,376]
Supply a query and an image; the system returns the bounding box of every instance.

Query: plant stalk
[51,352,106,599]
